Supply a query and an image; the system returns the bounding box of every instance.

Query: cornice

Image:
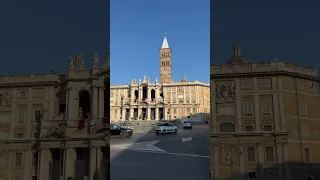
[211,71,320,82]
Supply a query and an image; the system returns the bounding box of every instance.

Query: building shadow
[221,162,320,180]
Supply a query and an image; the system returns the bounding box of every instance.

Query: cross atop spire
[161,33,169,49]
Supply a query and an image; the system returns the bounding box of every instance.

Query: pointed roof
[161,33,169,49]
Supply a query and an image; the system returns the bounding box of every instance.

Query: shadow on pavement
[110,113,211,180]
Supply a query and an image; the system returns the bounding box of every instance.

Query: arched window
[219,123,235,133]
[165,53,168,57]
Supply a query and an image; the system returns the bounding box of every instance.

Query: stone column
[6,151,13,180]
[147,87,151,100]
[238,145,245,176]
[98,87,104,118]
[155,107,159,120]
[122,109,126,120]
[130,108,134,120]
[64,148,76,178]
[130,88,134,102]
[139,86,142,101]
[276,144,284,179]
[257,144,264,177]
[155,87,159,101]
[163,107,166,120]
[147,107,151,120]
[138,107,141,120]
[39,149,50,180]
[213,146,220,179]
[89,147,102,179]
[92,86,99,118]
[24,150,31,178]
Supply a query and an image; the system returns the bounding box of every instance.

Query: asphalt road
[110,124,210,180]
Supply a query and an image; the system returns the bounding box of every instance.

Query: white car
[155,122,178,134]
[183,121,192,129]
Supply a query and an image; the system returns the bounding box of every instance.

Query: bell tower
[160,33,172,84]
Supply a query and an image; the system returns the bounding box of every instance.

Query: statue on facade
[76,51,84,67]
[143,75,147,82]
[0,91,11,107]
[131,79,134,84]
[147,78,150,84]
[92,53,99,68]
[133,78,136,84]
[155,78,158,83]
[139,79,141,84]
[68,58,74,69]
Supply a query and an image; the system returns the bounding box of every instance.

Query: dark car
[110,123,133,138]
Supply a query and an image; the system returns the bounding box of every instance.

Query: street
[110,124,210,180]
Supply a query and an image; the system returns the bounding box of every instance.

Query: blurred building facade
[210,44,320,180]
[0,52,110,180]
[110,34,210,122]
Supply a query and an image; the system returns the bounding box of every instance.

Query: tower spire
[161,33,169,49]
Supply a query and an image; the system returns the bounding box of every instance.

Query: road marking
[111,148,210,158]
[182,137,192,142]
[110,140,166,152]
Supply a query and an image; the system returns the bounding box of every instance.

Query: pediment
[39,131,71,141]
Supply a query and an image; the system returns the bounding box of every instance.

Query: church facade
[0,52,110,180]
[110,35,210,122]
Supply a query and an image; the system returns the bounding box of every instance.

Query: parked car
[183,121,192,129]
[110,123,133,138]
[155,122,178,134]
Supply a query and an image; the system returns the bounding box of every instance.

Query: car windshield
[184,121,190,123]
[156,123,164,126]
[111,124,119,129]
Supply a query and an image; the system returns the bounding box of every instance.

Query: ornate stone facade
[210,44,320,180]
[110,35,210,122]
[0,51,110,180]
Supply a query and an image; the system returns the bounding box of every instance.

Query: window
[263,125,273,132]
[15,153,23,167]
[219,123,235,133]
[259,78,271,88]
[313,130,319,137]
[18,90,27,97]
[242,102,253,117]
[32,153,38,167]
[15,133,24,139]
[301,126,309,137]
[265,170,276,179]
[17,108,27,124]
[244,125,254,132]
[247,172,257,179]
[261,100,272,117]
[192,108,196,113]
[265,146,275,162]
[300,103,307,117]
[246,147,256,163]
[304,147,310,162]
[34,110,42,121]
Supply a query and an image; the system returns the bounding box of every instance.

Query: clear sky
[110,0,210,85]
[0,0,109,75]
[211,0,320,71]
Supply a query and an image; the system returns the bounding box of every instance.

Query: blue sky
[110,0,210,85]
[211,0,320,71]
[0,0,109,75]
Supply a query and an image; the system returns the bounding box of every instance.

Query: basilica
[110,34,210,122]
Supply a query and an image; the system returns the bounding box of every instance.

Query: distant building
[110,34,210,122]
[0,51,109,180]
[210,44,320,180]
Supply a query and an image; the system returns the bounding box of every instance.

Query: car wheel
[156,132,159,135]
[174,129,177,134]
[162,129,166,134]
[120,131,128,139]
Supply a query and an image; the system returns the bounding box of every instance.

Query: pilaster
[98,87,104,118]
[39,149,50,180]
[92,86,99,118]
[65,148,76,178]
[89,147,101,179]
[147,107,151,120]
[129,108,134,120]
[155,107,159,120]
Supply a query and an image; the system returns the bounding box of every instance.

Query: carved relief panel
[0,90,12,110]
[215,81,235,103]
